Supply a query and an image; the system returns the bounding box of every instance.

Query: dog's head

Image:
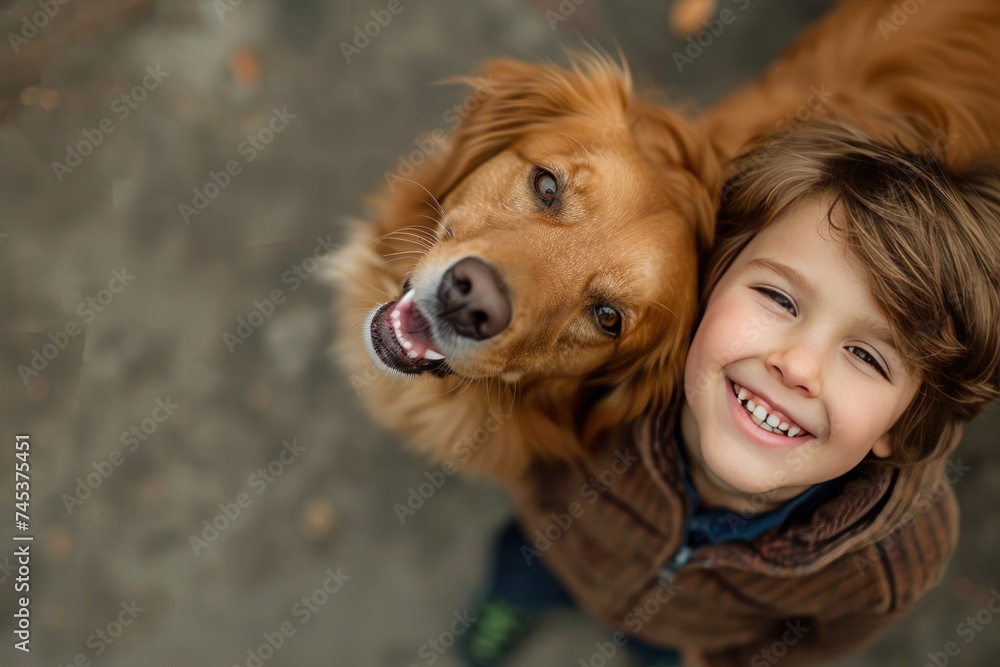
[363,53,718,422]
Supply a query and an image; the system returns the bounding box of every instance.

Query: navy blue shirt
[661,439,845,574]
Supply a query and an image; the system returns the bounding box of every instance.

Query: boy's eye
[847,345,889,379]
[754,287,797,316]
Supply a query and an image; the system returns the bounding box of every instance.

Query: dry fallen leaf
[38,89,61,111]
[47,525,73,562]
[302,498,338,541]
[19,85,39,107]
[230,46,262,89]
[669,0,719,37]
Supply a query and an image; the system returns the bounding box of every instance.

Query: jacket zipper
[659,544,693,577]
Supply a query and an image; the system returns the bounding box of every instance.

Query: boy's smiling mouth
[730,381,813,439]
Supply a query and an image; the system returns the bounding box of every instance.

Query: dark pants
[484,519,681,665]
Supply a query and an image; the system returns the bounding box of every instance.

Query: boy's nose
[766,346,823,396]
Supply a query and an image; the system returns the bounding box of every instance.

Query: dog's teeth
[407,350,418,359]
[399,290,415,306]
[402,341,412,350]
[424,349,445,361]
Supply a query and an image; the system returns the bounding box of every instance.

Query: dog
[331,55,718,484]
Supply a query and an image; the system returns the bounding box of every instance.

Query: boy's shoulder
[843,459,962,611]
[706,456,961,614]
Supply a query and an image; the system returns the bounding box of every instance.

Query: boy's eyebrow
[854,315,898,351]
[747,258,817,299]
[749,257,897,349]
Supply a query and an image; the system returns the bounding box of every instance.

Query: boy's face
[682,197,919,505]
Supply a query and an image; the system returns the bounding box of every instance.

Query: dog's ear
[629,102,720,252]
[425,53,634,200]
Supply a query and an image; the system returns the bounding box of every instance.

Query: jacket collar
[636,408,915,576]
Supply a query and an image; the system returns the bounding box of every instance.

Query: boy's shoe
[457,598,535,667]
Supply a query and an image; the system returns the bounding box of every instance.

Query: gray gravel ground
[1,1,998,666]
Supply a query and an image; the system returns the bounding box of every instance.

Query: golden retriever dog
[332,0,1000,484]
[331,55,718,484]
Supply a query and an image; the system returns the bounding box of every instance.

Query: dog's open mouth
[370,290,450,376]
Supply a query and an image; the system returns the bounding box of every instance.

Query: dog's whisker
[383,249,428,258]
[648,299,678,319]
[380,230,436,251]
[380,236,434,256]
[448,376,471,398]
[372,224,436,249]
[412,214,446,232]
[381,235,433,249]
[403,218,442,233]
[378,258,421,272]
[347,275,398,301]
[561,132,595,161]
[387,176,445,217]
[349,246,408,298]
[386,224,437,239]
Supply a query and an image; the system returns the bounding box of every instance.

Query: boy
[459,122,1000,667]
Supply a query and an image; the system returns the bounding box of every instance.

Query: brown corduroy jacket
[512,408,962,666]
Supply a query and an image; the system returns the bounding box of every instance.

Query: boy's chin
[700,449,805,506]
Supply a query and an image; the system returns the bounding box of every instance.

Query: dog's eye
[594,306,622,337]
[533,169,559,205]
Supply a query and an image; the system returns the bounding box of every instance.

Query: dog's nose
[437,257,511,340]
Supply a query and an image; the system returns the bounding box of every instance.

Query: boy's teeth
[732,382,807,438]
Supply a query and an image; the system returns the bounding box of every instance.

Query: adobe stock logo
[62,397,180,514]
[51,66,170,182]
[179,107,296,224]
[340,0,416,63]
[17,268,135,386]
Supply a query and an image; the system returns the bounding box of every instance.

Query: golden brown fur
[700,0,1000,168]
[332,0,1000,485]
[331,56,717,484]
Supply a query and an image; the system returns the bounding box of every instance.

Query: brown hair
[705,120,1000,468]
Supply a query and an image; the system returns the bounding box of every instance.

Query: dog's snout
[437,257,511,340]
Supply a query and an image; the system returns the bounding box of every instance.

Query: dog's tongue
[389,291,445,361]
